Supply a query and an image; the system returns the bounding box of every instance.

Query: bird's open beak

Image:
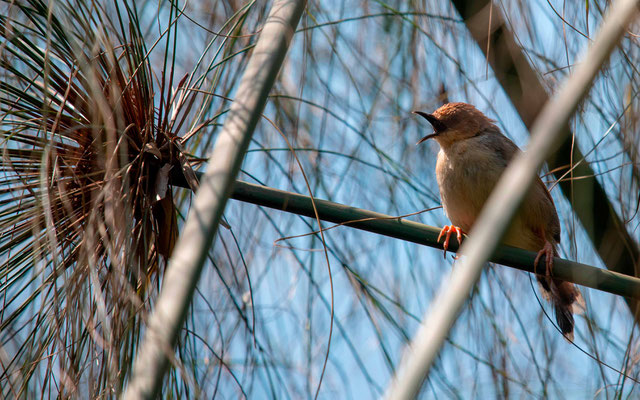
[416,132,439,145]
[413,111,446,145]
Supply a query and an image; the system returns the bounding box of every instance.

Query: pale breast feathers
[436,127,560,245]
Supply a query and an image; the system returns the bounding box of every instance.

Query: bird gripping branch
[415,102,584,340]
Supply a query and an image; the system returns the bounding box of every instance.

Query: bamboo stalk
[452,0,640,320]
[384,1,640,399]
[123,1,306,398]
[173,172,640,300]
[226,179,640,299]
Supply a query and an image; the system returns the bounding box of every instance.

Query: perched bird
[414,102,584,340]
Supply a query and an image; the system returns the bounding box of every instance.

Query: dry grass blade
[0,1,208,396]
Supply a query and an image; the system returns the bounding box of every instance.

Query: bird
[414,102,584,340]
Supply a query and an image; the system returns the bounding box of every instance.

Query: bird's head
[413,102,495,148]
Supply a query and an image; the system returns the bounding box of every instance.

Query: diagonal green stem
[384,1,640,399]
[123,1,306,398]
[452,0,640,321]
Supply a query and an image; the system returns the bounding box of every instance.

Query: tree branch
[226,179,640,300]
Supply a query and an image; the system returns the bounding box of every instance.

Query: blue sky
[2,0,638,397]
[179,1,640,398]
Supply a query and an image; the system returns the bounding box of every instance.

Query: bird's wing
[486,128,561,244]
[535,176,561,244]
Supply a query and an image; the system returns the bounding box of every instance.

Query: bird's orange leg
[534,241,555,276]
[437,225,464,259]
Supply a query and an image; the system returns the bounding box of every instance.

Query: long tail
[537,276,584,341]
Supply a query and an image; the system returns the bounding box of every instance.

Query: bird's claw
[437,225,464,259]
[534,241,555,276]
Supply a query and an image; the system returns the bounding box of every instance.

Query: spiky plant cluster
[0,1,202,396]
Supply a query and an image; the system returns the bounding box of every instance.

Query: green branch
[229,179,640,300]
